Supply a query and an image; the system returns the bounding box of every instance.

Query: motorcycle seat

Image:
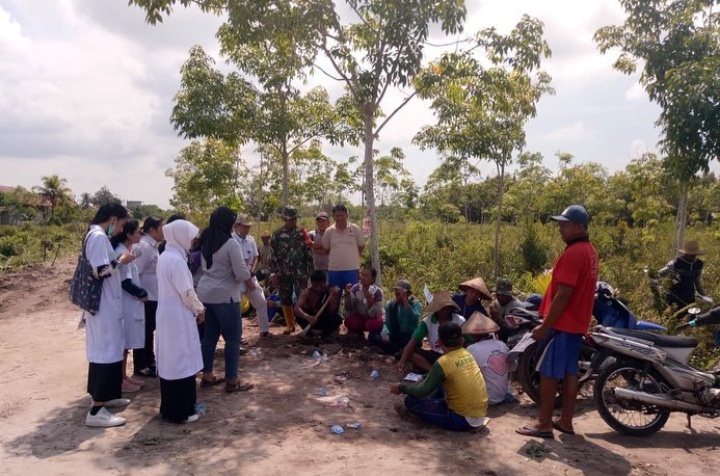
[609,328,698,348]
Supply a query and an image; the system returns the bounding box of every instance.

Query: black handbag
[69,235,103,315]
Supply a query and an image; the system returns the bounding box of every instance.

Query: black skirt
[87,361,123,402]
[160,375,197,423]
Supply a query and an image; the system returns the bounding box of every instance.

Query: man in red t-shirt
[517,205,598,438]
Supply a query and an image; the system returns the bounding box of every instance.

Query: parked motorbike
[588,310,720,435]
[508,282,666,407]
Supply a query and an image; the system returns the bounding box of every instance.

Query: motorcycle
[508,282,666,407]
[588,309,720,435]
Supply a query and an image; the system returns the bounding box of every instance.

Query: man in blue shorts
[516,205,598,438]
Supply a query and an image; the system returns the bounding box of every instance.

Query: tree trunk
[363,106,382,287]
[282,142,289,208]
[493,162,505,278]
[673,182,689,259]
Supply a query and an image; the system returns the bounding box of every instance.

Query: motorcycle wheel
[593,360,670,436]
[517,341,562,408]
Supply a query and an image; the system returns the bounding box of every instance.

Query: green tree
[33,174,73,220]
[595,0,720,251]
[166,139,244,215]
[414,15,553,276]
[130,0,470,286]
[91,186,122,208]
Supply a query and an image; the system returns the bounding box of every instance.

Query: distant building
[0,185,51,225]
[126,200,143,209]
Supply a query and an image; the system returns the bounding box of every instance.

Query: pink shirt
[322,223,365,271]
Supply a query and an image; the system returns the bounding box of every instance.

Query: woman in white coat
[111,220,149,394]
[156,219,205,424]
[83,203,135,428]
[132,216,164,377]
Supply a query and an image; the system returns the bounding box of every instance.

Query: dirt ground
[1,260,719,476]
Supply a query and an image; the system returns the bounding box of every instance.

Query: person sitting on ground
[489,277,525,340]
[294,270,342,339]
[344,267,384,340]
[453,277,492,319]
[464,311,516,405]
[370,279,423,355]
[264,273,283,324]
[396,291,472,373]
[390,322,489,432]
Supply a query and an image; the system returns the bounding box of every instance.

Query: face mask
[107,220,116,236]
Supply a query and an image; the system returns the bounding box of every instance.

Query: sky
[0,0,663,209]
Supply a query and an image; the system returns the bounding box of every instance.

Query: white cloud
[0,0,665,208]
[625,83,647,101]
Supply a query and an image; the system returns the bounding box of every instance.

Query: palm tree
[33,175,72,219]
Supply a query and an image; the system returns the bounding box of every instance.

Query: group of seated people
[255,271,528,432]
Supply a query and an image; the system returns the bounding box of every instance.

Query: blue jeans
[201,301,242,379]
[404,393,473,432]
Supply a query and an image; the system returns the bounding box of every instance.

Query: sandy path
[1,260,719,475]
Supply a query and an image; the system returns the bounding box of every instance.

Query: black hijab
[201,206,237,269]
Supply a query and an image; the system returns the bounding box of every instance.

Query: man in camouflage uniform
[270,206,315,334]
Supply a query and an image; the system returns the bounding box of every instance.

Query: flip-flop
[199,376,226,388]
[516,425,554,439]
[552,420,576,435]
[225,381,254,393]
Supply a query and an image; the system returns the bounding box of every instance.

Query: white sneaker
[182,414,200,424]
[86,407,126,428]
[105,398,131,408]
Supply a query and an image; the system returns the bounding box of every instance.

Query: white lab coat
[134,234,159,301]
[156,245,203,380]
[84,225,124,363]
[116,243,145,349]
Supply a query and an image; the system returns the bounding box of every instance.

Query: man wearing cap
[452,277,491,319]
[233,215,272,339]
[652,238,706,309]
[310,211,330,271]
[270,207,315,334]
[465,312,515,405]
[391,322,489,432]
[371,279,423,354]
[397,291,473,373]
[489,277,525,337]
[517,204,598,438]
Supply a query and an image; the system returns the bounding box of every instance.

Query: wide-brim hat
[678,239,706,255]
[458,277,492,301]
[424,290,461,316]
[462,311,500,335]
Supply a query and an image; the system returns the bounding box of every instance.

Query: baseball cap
[551,205,589,226]
[316,211,329,220]
[495,277,514,296]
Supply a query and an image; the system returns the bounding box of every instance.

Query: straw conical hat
[462,311,500,335]
[424,290,461,316]
[458,277,492,301]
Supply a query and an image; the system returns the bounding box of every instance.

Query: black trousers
[87,361,122,402]
[297,311,342,337]
[133,300,157,373]
[160,375,197,423]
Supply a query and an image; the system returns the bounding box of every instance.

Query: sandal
[552,419,576,435]
[516,425,553,439]
[199,376,226,388]
[225,381,254,393]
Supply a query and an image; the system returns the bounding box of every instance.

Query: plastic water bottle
[315,386,329,397]
[311,350,322,360]
[330,425,345,435]
[380,328,389,341]
[346,422,362,430]
[250,348,260,358]
[194,402,208,415]
[370,369,380,380]
[321,352,329,362]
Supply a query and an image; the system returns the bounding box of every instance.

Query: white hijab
[162,220,199,252]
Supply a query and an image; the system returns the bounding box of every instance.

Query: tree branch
[313,62,345,81]
[374,90,418,136]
